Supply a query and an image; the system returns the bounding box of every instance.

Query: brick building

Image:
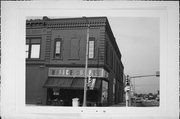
[26,16,124,106]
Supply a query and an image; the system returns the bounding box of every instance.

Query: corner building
[26,17,124,106]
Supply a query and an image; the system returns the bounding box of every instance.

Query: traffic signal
[126,75,130,86]
[87,76,96,90]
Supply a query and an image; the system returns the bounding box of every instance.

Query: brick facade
[26,17,124,106]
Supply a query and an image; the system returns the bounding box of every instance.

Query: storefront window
[101,80,108,105]
[53,88,60,95]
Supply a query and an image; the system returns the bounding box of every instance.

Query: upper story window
[89,37,95,59]
[26,38,41,59]
[110,49,113,68]
[54,38,62,58]
[70,38,80,59]
[31,44,40,58]
[105,41,109,65]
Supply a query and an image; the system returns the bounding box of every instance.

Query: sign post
[125,85,130,107]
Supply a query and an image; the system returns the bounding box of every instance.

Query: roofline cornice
[26,17,107,28]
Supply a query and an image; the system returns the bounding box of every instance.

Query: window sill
[51,58,63,60]
[26,58,43,61]
[68,58,80,60]
[88,58,97,60]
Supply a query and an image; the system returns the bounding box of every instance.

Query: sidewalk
[110,102,126,107]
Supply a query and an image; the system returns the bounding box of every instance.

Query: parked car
[136,98,142,103]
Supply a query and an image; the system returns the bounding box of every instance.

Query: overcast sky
[108,17,160,94]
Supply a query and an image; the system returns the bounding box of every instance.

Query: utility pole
[125,75,131,107]
[130,71,160,106]
[83,17,90,107]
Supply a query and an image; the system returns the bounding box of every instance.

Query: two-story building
[26,16,124,106]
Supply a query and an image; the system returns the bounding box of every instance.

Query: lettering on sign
[48,68,109,78]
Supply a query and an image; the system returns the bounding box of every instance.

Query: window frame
[30,44,41,59]
[105,40,109,65]
[88,37,95,59]
[54,38,62,59]
[26,38,41,59]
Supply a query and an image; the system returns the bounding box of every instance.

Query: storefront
[43,67,109,106]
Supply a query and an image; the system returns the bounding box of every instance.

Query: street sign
[124,86,130,92]
[87,76,96,90]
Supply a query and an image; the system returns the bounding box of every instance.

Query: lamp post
[83,17,90,107]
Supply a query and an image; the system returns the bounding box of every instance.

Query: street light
[82,17,90,107]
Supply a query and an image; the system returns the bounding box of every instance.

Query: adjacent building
[26,16,124,106]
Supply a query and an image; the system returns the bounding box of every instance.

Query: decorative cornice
[26,17,107,29]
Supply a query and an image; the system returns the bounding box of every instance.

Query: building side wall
[107,72,114,105]
[104,29,124,104]
[26,65,48,105]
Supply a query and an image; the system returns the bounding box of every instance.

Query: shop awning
[71,78,101,90]
[43,78,101,90]
[43,78,73,88]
